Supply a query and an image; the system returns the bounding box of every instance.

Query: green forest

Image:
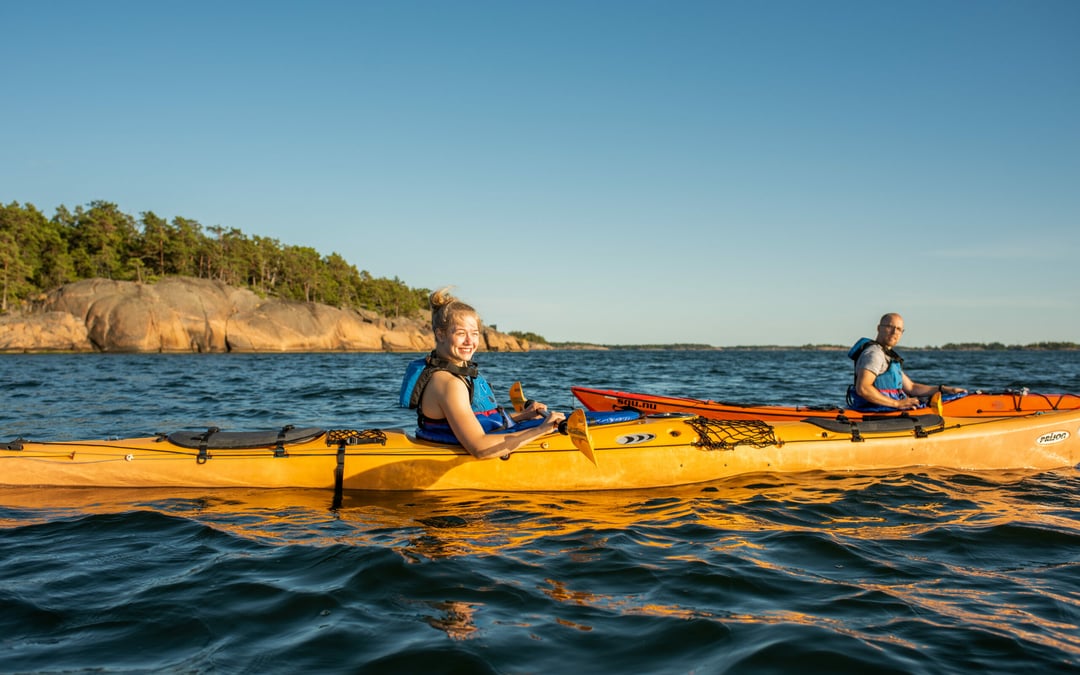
[0,200,430,317]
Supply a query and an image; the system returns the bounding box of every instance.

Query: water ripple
[1,352,1079,672]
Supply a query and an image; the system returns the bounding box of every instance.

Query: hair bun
[429,286,480,334]
[429,286,458,310]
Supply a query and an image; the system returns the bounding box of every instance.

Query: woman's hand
[523,400,549,419]
[541,410,566,433]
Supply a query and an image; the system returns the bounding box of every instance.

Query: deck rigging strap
[273,425,295,457]
[197,427,219,464]
[331,441,346,511]
[688,417,777,450]
[808,414,946,442]
[326,429,388,510]
[3,438,26,451]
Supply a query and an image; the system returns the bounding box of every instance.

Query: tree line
[0,200,430,317]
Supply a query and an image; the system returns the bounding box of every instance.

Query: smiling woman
[399,287,565,458]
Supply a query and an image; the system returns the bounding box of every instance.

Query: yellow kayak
[3,409,1077,492]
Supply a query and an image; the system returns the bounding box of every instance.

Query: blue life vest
[399,352,513,444]
[400,354,498,412]
[846,337,909,410]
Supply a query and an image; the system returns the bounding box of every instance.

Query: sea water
[1,350,1078,673]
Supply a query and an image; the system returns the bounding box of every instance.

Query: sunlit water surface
[1,350,1078,673]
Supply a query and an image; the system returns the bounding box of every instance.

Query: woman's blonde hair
[430,287,480,335]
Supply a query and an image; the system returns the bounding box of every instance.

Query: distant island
[540,342,1080,351]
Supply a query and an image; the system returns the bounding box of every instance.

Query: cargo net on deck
[688,417,777,451]
[326,429,387,446]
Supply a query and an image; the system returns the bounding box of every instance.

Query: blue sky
[3,0,1078,346]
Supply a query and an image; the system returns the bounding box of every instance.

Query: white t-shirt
[855,343,890,377]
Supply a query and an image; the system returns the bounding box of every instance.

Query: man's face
[876,317,904,348]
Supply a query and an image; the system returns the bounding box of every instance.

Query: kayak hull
[572,386,1080,421]
[3,411,1077,491]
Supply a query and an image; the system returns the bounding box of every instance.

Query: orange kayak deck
[571,386,1080,421]
[3,410,1078,492]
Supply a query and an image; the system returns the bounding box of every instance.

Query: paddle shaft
[513,382,597,465]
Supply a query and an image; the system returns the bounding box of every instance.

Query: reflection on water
[1,351,1078,672]
[423,600,478,640]
[4,466,1075,548]
[2,471,1077,672]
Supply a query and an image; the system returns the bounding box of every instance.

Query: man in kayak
[400,287,565,458]
[847,313,966,411]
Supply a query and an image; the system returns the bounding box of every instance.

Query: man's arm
[856,369,921,409]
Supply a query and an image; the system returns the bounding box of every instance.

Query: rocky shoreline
[0,277,541,354]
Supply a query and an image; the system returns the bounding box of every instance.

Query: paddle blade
[930,391,944,416]
[567,408,597,466]
[509,381,526,413]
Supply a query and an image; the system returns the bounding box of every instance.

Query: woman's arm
[510,400,549,423]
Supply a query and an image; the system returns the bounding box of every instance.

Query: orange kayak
[571,386,1080,421]
[4,410,1077,492]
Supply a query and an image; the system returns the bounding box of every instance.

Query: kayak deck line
[2,410,1077,492]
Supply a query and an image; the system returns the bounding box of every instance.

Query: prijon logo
[1035,430,1069,445]
[616,433,655,446]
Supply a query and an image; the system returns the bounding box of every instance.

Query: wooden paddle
[511,382,597,465]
